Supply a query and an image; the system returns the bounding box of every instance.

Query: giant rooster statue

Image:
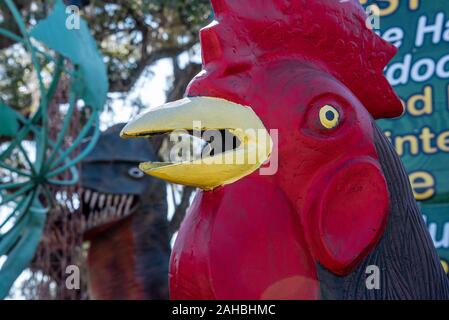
[121,0,449,299]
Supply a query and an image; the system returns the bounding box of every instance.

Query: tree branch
[109,42,198,93]
[169,187,195,237]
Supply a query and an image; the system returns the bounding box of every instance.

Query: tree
[1,0,210,112]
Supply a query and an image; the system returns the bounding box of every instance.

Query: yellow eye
[319,105,340,129]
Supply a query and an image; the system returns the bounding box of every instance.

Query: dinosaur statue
[80,123,169,300]
[121,0,449,299]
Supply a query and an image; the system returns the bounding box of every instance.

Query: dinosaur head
[80,123,170,300]
[80,123,165,237]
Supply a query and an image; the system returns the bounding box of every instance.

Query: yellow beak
[120,96,273,190]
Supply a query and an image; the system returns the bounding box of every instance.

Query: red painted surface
[171,176,320,300]
[170,0,402,299]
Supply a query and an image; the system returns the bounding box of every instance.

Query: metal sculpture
[80,124,169,300]
[122,0,449,299]
[0,0,107,298]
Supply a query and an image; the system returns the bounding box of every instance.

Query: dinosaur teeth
[116,195,127,217]
[106,194,113,208]
[124,195,134,215]
[106,206,114,219]
[84,189,92,203]
[81,191,138,232]
[113,195,120,207]
[98,194,106,208]
[90,192,99,209]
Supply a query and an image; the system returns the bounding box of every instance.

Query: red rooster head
[122,0,404,275]
[189,0,402,119]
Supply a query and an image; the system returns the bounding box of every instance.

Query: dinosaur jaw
[80,188,139,237]
[121,97,273,191]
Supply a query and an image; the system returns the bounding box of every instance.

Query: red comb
[187,0,403,119]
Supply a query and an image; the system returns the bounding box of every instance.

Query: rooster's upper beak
[120,97,273,190]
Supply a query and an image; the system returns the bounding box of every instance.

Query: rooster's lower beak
[120,97,273,190]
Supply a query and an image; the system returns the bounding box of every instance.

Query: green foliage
[0,0,212,113]
[0,47,33,113]
[0,1,48,112]
[85,0,211,93]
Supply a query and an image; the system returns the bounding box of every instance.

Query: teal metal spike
[0,0,107,298]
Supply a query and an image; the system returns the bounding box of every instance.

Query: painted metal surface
[122,97,272,190]
[123,0,449,299]
[0,0,107,298]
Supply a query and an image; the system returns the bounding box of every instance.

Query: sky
[100,58,174,128]
[100,48,201,128]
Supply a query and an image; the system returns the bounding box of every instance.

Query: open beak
[120,96,273,191]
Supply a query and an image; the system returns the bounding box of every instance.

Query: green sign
[363,0,449,272]
[422,203,449,273]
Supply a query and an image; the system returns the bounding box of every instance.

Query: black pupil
[325,110,335,121]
